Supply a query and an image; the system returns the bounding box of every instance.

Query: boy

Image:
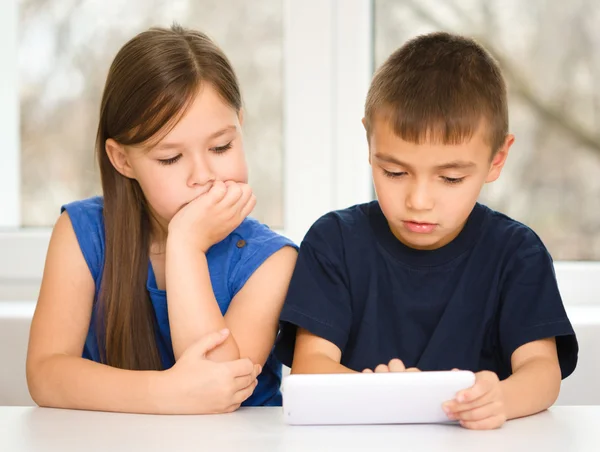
[274,32,578,430]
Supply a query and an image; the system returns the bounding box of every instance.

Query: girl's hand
[168,180,256,253]
[161,329,261,414]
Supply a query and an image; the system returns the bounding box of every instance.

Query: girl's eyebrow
[153,125,237,151]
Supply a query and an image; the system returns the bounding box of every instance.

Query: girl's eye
[158,154,182,165]
[383,169,406,178]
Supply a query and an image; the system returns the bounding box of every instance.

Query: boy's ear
[105,139,136,179]
[486,134,515,183]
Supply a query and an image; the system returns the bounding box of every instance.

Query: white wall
[556,308,600,405]
[0,302,35,406]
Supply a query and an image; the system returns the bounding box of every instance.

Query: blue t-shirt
[62,196,297,406]
[275,201,578,380]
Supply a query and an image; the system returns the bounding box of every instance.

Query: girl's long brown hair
[96,24,242,370]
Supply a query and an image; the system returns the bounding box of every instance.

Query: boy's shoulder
[303,201,378,247]
[314,201,375,225]
[478,204,548,256]
[303,201,550,264]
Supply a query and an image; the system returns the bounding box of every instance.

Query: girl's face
[106,83,248,231]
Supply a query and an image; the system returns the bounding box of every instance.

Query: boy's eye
[383,169,406,178]
[158,154,182,165]
[211,142,233,154]
[441,176,465,185]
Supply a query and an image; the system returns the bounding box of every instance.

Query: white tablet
[282,370,476,425]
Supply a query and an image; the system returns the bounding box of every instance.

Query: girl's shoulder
[217,217,298,297]
[60,196,105,285]
[233,217,294,248]
[61,196,104,226]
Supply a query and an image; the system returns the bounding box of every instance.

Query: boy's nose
[405,182,434,211]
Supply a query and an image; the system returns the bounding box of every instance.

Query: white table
[1,406,598,452]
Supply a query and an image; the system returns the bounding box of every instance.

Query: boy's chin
[403,238,443,251]
[393,229,446,251]
[389,233,426,250]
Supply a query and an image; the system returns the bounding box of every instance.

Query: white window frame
[0,0,19,229]
[0,0,598,307]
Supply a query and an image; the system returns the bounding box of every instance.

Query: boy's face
[366,117,514,250]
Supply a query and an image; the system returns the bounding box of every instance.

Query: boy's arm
[501,337,561,419]
[290,328,414,374]
[274,213,358,372]
[444,245,577,429]
[290,328,356,374]
[444,337,561,429]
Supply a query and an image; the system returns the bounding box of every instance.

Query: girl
[26,24,297,414]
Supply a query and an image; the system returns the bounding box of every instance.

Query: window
[0,0,370,300]
[1,0,598,306]
[19,0,284,228]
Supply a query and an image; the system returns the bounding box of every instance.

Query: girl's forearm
[166,236,240,362]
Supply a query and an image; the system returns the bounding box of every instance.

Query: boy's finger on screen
[387,359,405,372]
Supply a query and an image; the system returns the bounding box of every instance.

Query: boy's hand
[442,370,506,430]
[362,359,420,373]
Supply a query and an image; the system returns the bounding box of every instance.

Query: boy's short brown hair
[365,32,508,155]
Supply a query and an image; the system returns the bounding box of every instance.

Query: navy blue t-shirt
[275,201,577,380]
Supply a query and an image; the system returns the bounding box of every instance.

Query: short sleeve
[498,246,578,379]
[61,197,106,286]
[274,217,353,367]
[228,218,297,297]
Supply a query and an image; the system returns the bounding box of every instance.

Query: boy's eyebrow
[373,153,410,167]
[374,153,476,170]
[153,125,237,151]
[435,161,477,170]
